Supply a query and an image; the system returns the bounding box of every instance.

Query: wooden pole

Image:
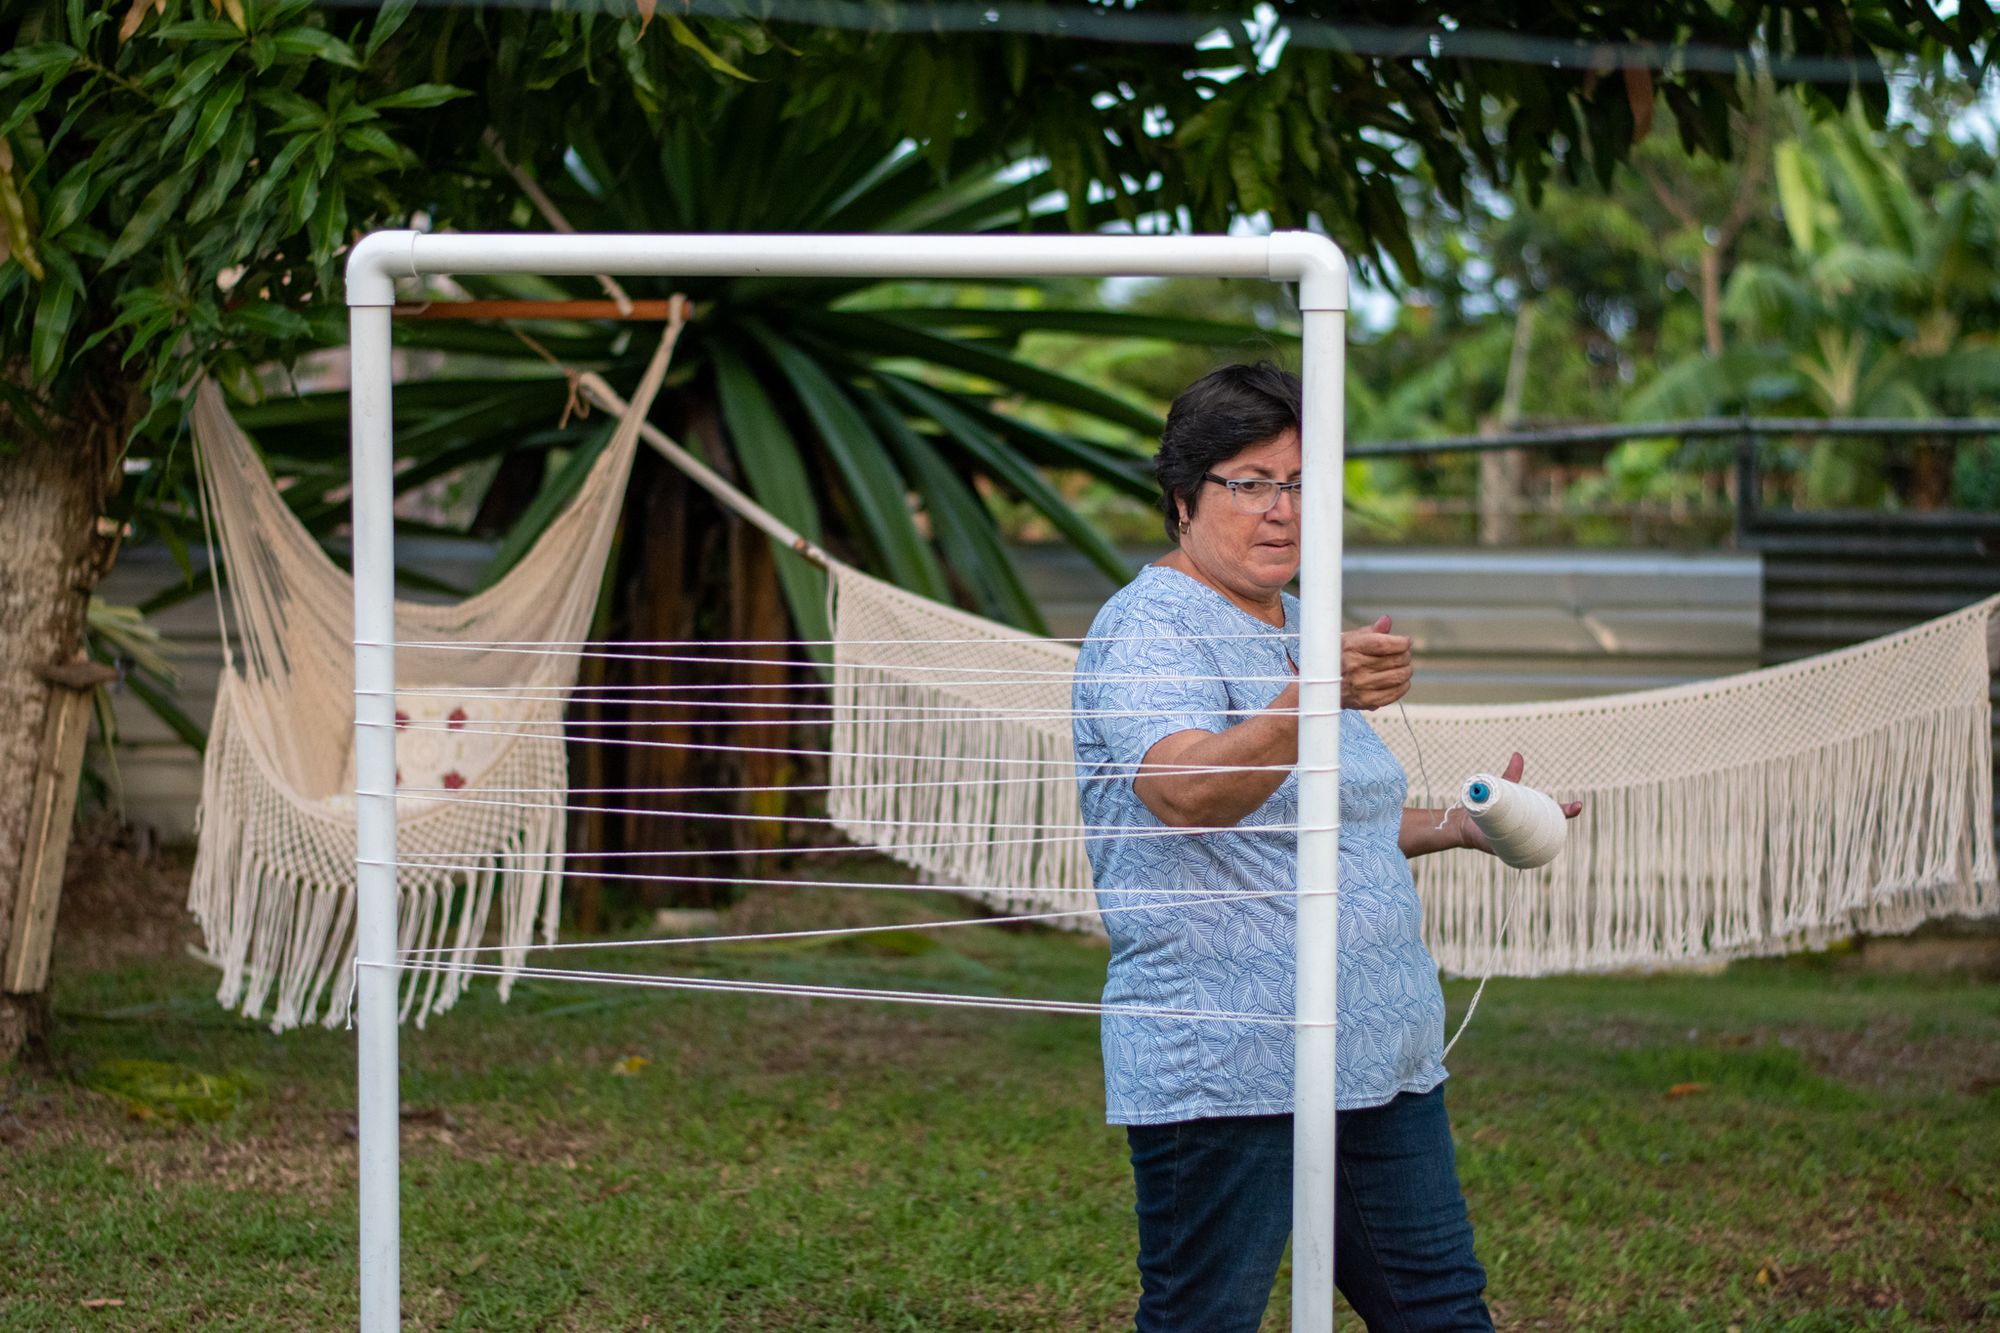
[2,658,116,994]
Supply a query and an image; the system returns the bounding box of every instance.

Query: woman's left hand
[1340,615,1412,711]
[1456,752,1584,855]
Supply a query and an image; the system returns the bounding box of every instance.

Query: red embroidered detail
[394,710,410,729]
[442,771,466,790]
[447,708,467,729]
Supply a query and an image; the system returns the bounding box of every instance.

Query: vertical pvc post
[350,301,401,1333]
[1292,305,1347,1330]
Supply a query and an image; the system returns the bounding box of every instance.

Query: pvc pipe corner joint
[346,230,421,307]
[1266,232,1349,313]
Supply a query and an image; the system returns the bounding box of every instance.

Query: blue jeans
[1124,1087,1492,1332]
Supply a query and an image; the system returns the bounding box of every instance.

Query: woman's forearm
[1132,690,1297,828]
[1399,807,1471,859]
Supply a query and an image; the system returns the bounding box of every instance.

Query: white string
[370,668,1264,688]
[370,859,1303,899]
[1441,889,1518,1059]
[374,791,1309,834]
[356,719,1339,773]
[390,758,1301,797]
[362,791,1320,844]
[377,630,1309,650]
[517,699,1316,716]
[1396,696,1505,1055]
[362,958,1325,1028]
[360,664,1305,687]
[403,887,1285,958]
[378,702,1335,725]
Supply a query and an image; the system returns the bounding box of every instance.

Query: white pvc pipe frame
[345,230,1349,1332]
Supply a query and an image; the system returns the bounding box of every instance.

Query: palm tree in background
[1630,107,2000,508]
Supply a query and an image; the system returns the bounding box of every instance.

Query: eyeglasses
[1202,473,1303,515]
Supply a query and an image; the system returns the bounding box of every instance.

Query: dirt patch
[1853,932,2000,980]
[4,1064,629,1203]
[47,819,197,973]
[1778,1022,2000,1095]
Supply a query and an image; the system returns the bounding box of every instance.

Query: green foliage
[1620,101,2000,505]
[788,2,1968,286]
[6,0,419,421]
[0,0,761,433]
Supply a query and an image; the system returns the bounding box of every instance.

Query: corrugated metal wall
[1745,510,2000,829]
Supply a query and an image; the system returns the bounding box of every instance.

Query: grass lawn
[5,858,1998,1331]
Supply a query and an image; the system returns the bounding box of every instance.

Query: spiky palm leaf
[221,83,1291,648]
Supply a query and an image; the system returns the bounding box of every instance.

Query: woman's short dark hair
[1153,362,1303,544]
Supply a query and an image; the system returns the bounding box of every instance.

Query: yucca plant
[226,79,1290,642]
[203,83,1290,921]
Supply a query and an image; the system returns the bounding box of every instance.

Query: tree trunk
[1698,246,1724,358]
[1909,438,1951,511]
[0,384,125,1064]
[1478,302,1536,547]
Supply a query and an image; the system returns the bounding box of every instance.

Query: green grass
[6,881,1998,1331]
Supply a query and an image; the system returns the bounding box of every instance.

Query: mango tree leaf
[188,113,255,221]
[31,273,77,381]
[365,83,468,111]
[268,26,361,69]
[153,20,245,42]
[363,0,417,62]
[104,173,190,266]
[161,44,239,109]
[665,16,754,82]
[181,74,245,167]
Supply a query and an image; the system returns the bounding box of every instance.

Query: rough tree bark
[0,377,127,1064]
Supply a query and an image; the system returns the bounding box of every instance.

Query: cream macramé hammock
[187,329,676,1031]
[827,564,2000,975]
[566,372,2000,977]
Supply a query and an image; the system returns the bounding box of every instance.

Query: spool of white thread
[1461,773,1567,870]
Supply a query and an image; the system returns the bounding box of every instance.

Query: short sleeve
[1076,600,1231,769]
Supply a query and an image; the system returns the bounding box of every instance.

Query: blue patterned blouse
[1072,564,1447,1125]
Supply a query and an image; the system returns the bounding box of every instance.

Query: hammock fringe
[1411,702,1996,977]
[189,673,570,1030]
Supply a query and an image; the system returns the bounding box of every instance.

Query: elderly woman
[1072,363,1578,1333]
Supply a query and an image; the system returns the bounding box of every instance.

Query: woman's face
[1176,428,1302,601]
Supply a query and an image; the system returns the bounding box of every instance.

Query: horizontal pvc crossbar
[345,230,1349,310]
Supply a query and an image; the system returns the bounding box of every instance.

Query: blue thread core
[1468,781,1490,803]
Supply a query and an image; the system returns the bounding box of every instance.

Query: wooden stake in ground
[3,658,115,1003]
